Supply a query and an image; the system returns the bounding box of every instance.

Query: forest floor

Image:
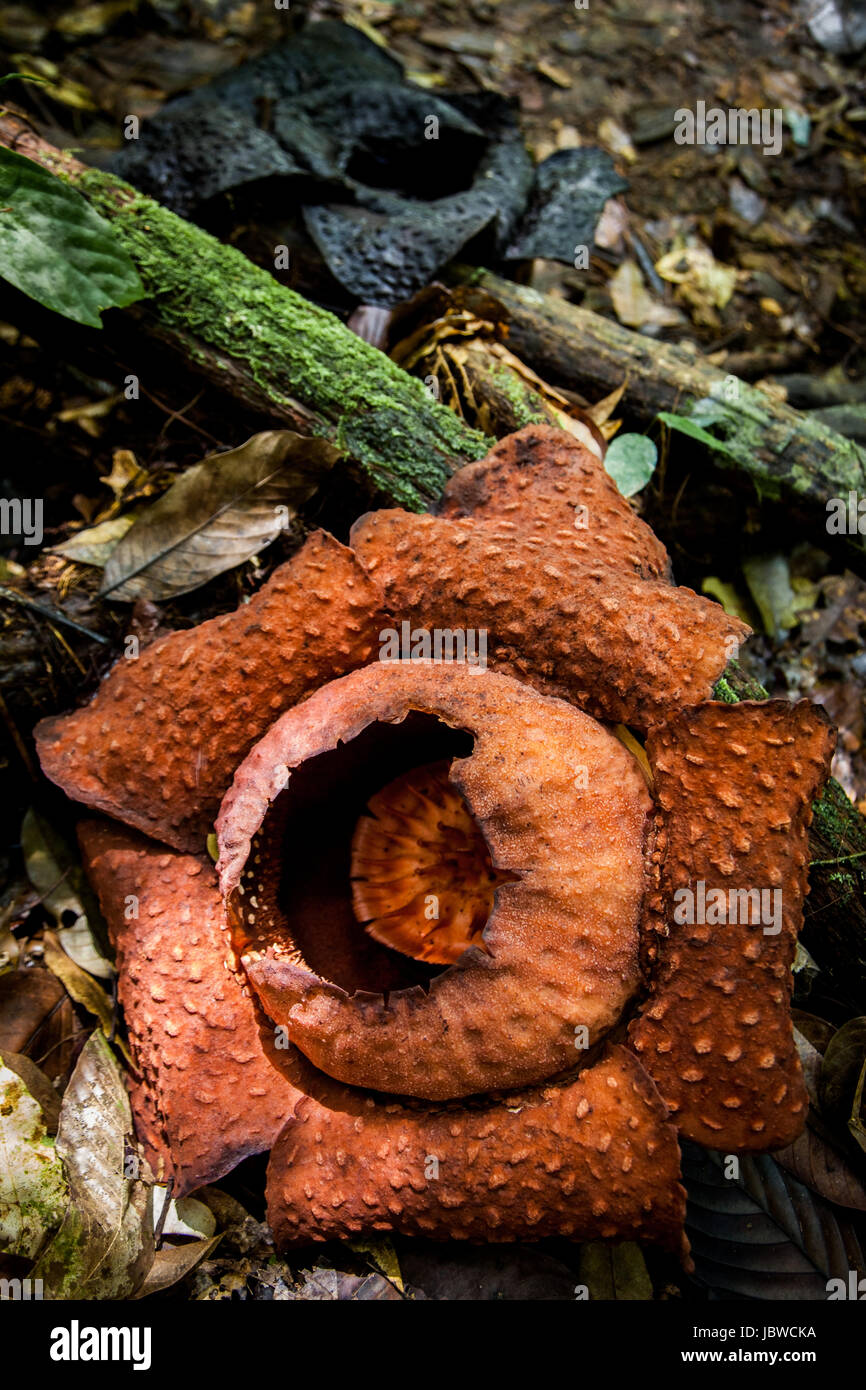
[0,0,865,1301]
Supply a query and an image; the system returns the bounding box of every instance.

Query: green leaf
[0,147,144,327]
[689,397,736,429]
[657,410,742,458]
[742,553,797,637]
[603,432,657,497]
[0,73,53,91]
[578,1241,653,1300]
[701,576,753,625]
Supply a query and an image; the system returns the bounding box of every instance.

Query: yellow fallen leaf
[609,260,683,329]
[55,0,139,38]
[537,60,573,89]
[11,55,97,111]
[51,515,135,568]
[612,725,653,789]
[598,117,637,163]
[42,930,130,1064]
[588,381,627,426]
[655,245,740,311]
[347,1236,404,1293]
[104,448,151,501]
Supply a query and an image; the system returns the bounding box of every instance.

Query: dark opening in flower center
[229,713,505,995]
[350,759,508,965]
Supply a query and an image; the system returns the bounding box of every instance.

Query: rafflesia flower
[35,426,834,1263]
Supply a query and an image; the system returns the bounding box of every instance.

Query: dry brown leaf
[42,931,128,1063]
[101,431,340,602]
[133,1234,223,1299]
[609,261,684,329]
[32,1030,154,1298]
[0,969,80,1084]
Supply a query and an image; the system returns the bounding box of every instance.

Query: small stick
[0,585,110,644]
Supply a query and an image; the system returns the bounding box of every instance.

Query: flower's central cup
[216,661,652,1102]
[350,759,511,965]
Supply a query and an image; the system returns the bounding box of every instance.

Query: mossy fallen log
[459,268,866,528]
[0,113,490,512]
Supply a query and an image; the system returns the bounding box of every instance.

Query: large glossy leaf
[682,1142,865,1300]
[101,431,340,601]
[0,146,144,327]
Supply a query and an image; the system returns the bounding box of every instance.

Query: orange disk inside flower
[350,760,507,964]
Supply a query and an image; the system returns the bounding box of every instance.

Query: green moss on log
[76,171,490,511]
[467,269,866,526]
[488,364,549,428]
